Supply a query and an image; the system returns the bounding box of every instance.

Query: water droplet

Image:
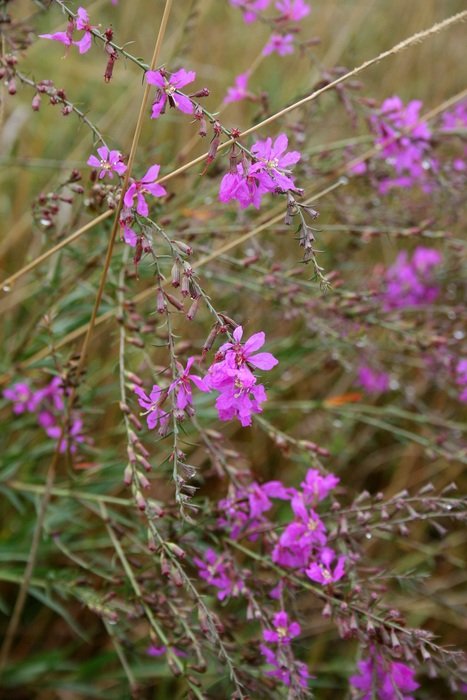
[454,330,465,340]
[2,285,11,293]
[365,532,372,539]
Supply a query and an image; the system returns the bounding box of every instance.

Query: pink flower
[146,645,187,658]
[219,164,267,209]
[263,611,301,644]
[38,30,73,48]
[358,366,390,394]
[456,358,467,402]
[87,146,126,179]
[206,326,278,426]
[263,33,294,56]
[260,645,309,688]
[168,357,210,411]
[275,0,311,22]
[194,548,246,600]
[73,7,95,54]
[230,0,271,23]
[214,368,267,427]
[372,96,433,193]
[123,164,167,217]
[219,325,279,371]
[224,72,251,104]
[39,15,74,49]
[306,547,346,585]
[301,469,339,504]
[3,382,35,414]
[272,496,328,568]
[218,480,293,540]
[440,100,467,131]
[250,133,301,192]
[134,384,170,434]
[382,247,442,310]
[350,653,419,700]
[119,209,138,247]
[145,68,196,119]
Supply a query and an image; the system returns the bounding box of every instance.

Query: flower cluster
[350,651,419,700]
[134,328,278,430]
[219,134,301,209]
[3,377,84,453]
[382,246,442,311]
[217,467,345,588]
[206,325,278,425]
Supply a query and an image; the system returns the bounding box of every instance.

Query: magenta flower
[224,72,251,104]
[134,384,170,434]
[272,496,328,569]
[119,209,138,247]
[145,69,196,119]
[263,33,294,56]
[456,359,467,402]
[230,0,271,23]
[205,326,278,426]
[383,247,442,310]
[87,146,126,179]
[301,469,339,504]
[306,547,346,586]
[350,653,419,700]
[357,366,390,394]
[123,164,167,217]
[260,641,310,688]
[193,548,246,600]
[168,357,210,411]
[73,7,95,54]
[147,645,187,658]
[214,368,267,427]
[39,14,74,50]
[3,382,35,414]
[275,0,311,22]
[219,164,267,209]
[218,480,293,540]
[220,326,279,371]
[39,412,84,454]
[372,96,432,193]
[38,29,73,49]
[250,133,301,192]
[440,99,467,131]
[263,611,301,644]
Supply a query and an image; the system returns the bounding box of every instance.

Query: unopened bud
[206,136,219,164]
[165,292,184,311]
[31,93,41,111]
[156,288,167,314]
[186,296,200,321]
[123,464,133,486]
